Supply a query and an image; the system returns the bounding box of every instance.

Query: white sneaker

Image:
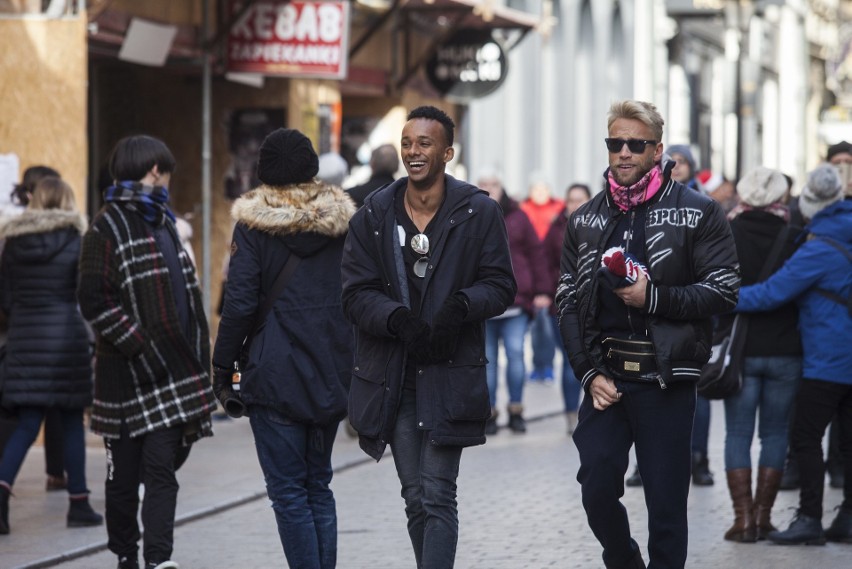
[147,562,180,569]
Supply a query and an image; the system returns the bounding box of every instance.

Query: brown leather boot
[753,466,783,540]
[724,468,757,542]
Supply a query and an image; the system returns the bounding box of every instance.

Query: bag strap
[757,227,793,282]
[245,253,302,346]
[812,236,852,315]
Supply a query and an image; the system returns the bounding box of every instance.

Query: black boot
[779,454,800,490]
[826,506,852,543]
[507,404,526,433]
[692,451,714,486]
[67,496,104,528]
[767,511,826,545]
[485,408,498,435]
[0,484,10,535]
[625,465,643,487]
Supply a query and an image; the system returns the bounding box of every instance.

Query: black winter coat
[556,162,740,390]
[729,210,802,357]
[0,210,92,409]
[213,182,356,425]
[341,176,517,460]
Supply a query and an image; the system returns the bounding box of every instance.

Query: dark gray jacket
[341,175,516,460]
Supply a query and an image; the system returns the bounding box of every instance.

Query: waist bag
[602,337,658,382]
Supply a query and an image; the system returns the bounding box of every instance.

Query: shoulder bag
[697,227,791,399]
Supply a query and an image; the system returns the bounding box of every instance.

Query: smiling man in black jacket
[555,100,739,569]
[341,106,515,569]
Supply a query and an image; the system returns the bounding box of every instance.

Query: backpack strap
[813,236,852,316]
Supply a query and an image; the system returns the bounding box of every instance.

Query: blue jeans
[250,406,339,569]
[723,356,801,470]
[0,406,87,495]
[391,389,462,569]
[530,307,556,374]
[551,316,582,412]
[485,313,529,407]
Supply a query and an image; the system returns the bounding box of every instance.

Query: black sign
[425,30,508,102]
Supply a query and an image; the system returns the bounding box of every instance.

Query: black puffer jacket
[341,176,516,460]
[556,162,740,390]
[213,182,356,425]
[0,210,93,409]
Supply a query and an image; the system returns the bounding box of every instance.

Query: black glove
[212,364,247,418]
[388,307,432,361]
[429,293,469,361]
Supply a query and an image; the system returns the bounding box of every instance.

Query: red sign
[227,1,350,79]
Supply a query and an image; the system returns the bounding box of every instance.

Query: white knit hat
[799,164,843,221]
[736,166,788,207]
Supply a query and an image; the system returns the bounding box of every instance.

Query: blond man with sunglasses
[555,100,739,569]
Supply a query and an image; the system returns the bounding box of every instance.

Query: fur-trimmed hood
[0,209,88,240]
[231,181,355,238]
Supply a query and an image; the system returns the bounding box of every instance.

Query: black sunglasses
[605,138,657,154]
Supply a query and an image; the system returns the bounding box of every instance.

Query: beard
[610,153,656,187]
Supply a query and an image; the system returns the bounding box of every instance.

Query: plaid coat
[77,202,215,442]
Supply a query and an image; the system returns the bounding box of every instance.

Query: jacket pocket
[348,364,386,438]
[443,362,491,421]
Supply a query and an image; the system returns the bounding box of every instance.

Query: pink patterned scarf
[608,165,663,211]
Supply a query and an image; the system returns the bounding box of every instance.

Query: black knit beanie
[256,128,319,186]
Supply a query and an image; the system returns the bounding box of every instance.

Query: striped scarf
[104,181,176,225]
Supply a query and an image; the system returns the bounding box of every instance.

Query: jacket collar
[362,174,481,225]
[231,181,356,237]
[0,209,87,239]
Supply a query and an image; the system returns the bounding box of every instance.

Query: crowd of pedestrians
[0,101,849,569]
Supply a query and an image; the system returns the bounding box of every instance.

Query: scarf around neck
[104,181,176,225]
[608,164,663,211]
[727,201,790,223]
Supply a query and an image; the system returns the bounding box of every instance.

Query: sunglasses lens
[627,140,647,153]
[605,139,623,153]
[413,257,429,278]
[411,234,429,255]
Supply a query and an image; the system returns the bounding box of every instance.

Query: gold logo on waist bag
[624,361,641,372]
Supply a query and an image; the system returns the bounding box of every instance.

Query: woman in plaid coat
[77,135,216,569]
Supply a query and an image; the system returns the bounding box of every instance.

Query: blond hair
[28,176,78,212]
[607,100,664,142]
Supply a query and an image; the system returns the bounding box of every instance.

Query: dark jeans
[391,389,463,569]
[574,380,695,569]
[250,405,338,569]
[791,379,852,518]
[43,408,65,478]
[691,395,710,456]
[0,407,86,494]
[104,421,183,564]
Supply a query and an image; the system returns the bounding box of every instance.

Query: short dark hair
[567,183,592,199]
[108,135,176,183]
[370,144,399,176]
[407,106,455,147]
[11,165,60,206]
